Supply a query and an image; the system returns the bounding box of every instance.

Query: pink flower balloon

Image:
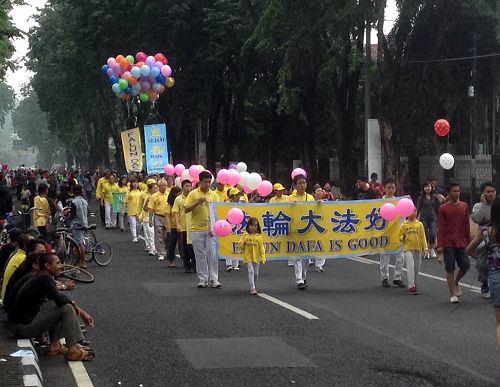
[217,169,229,184]
[291,168,307,180]
[257,180,273,196]
[163,164,175,176]
[174,164,185,176]
[214,220,232,237]
[189,165,201,178]
[227,208,245,225]
[243,185,253,194]
[227,169,241,186]
[380,203,398,221]
[396,198,415,217]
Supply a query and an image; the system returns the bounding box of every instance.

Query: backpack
[480,226,500,270]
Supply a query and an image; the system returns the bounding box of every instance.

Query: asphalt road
[39,224,500,387]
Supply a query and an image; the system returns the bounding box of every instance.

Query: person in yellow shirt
[33,183,51,241]
[172,179,195,272]
[95,170,110,226]
[288,174,314,289]
[166,186,182,267]
[138,176,148,192]
[126,178,144,243]
[117,176,129,231]
[400,208,429,295]
[148,178,171,261]
[238,217,266,295]
[269,183,288,203]
[214,182,228,202]
[165,175,174,194]
[224,188,244,271]
[1,234,31,299]
[185,171,221,288]
[140,180,158,256]
[102,174,120,229]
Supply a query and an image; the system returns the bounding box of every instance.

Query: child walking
[400,208,429,295]
[238,217,266,295]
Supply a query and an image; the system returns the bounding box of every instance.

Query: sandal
[65,347,95,362]
[46,344,69,356]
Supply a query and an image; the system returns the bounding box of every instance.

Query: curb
[17,339,43,387]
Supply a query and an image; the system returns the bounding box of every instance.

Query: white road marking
[258,293,319,320]
[348,257,482,291]
[68,361,94,387]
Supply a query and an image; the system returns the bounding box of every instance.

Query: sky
[6,0,398,96]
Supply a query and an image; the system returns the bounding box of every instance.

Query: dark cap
[8,227,23,242]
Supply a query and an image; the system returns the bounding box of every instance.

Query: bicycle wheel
[64,236,82,266]
[82,231,97,262]
[93,241,113,266]
[60,264,94,283]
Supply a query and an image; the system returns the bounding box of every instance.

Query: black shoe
[298,282,306,290]
[382,279,390,288]
[304,279,308,287]
[393,280,406,288]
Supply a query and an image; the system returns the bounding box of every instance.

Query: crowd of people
[1,164,500,363]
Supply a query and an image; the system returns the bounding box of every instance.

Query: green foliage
[0,82,14,128]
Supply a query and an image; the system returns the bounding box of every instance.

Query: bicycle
[82,225,113,266]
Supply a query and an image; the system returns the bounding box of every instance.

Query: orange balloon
[136,61,145,67]
[116,54,125,62]
[159,85,165,93]
[128,76,138,85]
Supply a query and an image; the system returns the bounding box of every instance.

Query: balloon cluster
[101,52,175,102]
[379,198,414,221]
[214,208,246,237]
[434,119,454,170]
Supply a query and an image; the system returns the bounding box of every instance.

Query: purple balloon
[140,81,151,90]
[107,68,115,77]
[155,61,163,68]
[161,65,172,77]
[107,57,116,66]
[146,56,156,66]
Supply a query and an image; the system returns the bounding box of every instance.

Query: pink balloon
[291,168,307,180]
[396,198,415,217]
[257,180,273,196]
[136,51,147,62]
[122,71,131,80]
[243,185,253,194]
[106,68,115,77]
[227,169,241,186]
[217,169,229,184]
[380,203,398,221]
[189,165,201,178]
[163,164,175,176]
[227,208,245,225]
[161,65,172,77]
[174,164,185,176]
[214,220,233,237]
[107,57,117,66]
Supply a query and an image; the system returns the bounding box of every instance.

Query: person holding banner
[225,187,243,271]
[140,180,158,256]
[185,171,221,288]
[148,179,171,261]
[288,174,314,290]
[102,175,119,229]
[126,178,144,243]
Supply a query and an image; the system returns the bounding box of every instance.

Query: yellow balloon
[166,77,175,88]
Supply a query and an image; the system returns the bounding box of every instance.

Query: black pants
[100,203,105,225]
[167,229,179,263]
[180,231,196,271]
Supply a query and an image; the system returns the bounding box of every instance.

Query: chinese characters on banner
[112,192,126,213]
[210,200,401,261]
[120,127,143,173]
[144,123,169,174]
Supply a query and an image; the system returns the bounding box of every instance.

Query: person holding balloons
[238,217,266,295]
[288,173,314,290]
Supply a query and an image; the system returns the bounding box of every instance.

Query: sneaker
[316,266,324,273]
[211,280,222,289]
[481,281,489,294]
[168,262,176,268]
[288,260,294,266]
[197,281,208,288]
[455,284,462,297]
[481,292,491,299]
[308,260,314,266]
[450,295,460,304]
[297,282,306,290]
[148,252,155,256]
[249,289,258,295]
[382,279,390,288]
[234,266,240,271]
[408,286,418,295]
[225,265,233,272]
[429,249,437,258]
[132,238,138,243]
[304,279,308,287]
[393,280,406,288]
[158,256,165,261]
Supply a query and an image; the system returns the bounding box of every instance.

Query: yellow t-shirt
[126,189,144,216]
[1,249,26,299]
[102,182,120,203]
[33,195,50,227]
[184,188,219,231]
[400,220,428,252]
[167,203,177,229]
[139,191,152,221]
[148,191,169,216]
[288,192,314,202]
[139,182,148,192]
[238,232,266,264]
[95,177,108,200]
[269,195,289,203]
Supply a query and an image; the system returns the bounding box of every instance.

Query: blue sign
[144,123,168,174]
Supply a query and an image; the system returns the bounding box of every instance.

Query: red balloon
[154,53,168,65]
[434,119,450,137]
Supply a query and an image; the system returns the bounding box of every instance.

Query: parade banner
[210,199,402,261]
[144,123,168,174]
[120,127,143,173]
[112,192,126,213]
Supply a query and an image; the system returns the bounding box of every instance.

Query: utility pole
[469,34,478,206]
[364,17,371,178]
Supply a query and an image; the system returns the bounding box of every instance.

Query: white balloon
[236,162,247,173]
[439,153,455,170]
[247,172,263,190]
[175,177,182,188]
[181,169,191,179]
[239,171,250,186]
